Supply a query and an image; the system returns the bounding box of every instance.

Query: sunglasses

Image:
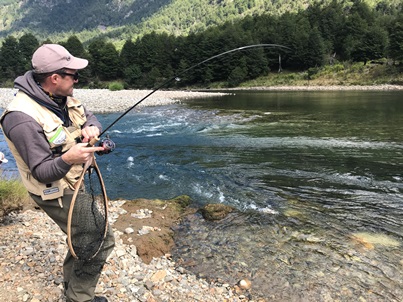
[58,71,79,81]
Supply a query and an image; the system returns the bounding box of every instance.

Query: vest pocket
[24,172,65,200]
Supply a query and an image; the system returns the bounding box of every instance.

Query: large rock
[114,195,195,264]
[199,203,234,221]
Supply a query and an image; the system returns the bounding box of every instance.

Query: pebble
[239,279,252,290]
[0,200,251,302]
[131,209,152,219]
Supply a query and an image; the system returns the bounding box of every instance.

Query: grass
[239,62,403,87]
[0,173,30,220]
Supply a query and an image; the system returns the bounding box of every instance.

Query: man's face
[53,69,79,97]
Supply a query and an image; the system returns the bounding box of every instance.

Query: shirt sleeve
[83,107,102,132]
[1,111,71,184]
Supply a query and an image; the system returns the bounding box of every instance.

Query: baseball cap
[32,44,88,73]
[0,152,8,163]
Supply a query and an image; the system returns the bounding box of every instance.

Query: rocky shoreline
[0,88,230,113]
[0,199,253,302]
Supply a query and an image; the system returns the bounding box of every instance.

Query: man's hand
[81,126,100,143]
[61,143,104,165]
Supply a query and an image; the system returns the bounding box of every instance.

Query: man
[0,44,114,302]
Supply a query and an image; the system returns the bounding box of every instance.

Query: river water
[1,90,402,301]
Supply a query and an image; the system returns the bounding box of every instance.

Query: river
[1,90,402,301]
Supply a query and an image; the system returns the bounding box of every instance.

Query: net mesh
[69,162,108,279]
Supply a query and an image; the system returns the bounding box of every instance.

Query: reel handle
[79,136,115,155]
[87,137,100,147]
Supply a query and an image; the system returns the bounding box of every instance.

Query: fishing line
[96,43,291,152]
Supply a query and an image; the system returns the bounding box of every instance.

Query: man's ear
[49,73,59,84]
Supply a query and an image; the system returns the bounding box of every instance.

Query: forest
[0,0,402,89]
[1,0,402,44]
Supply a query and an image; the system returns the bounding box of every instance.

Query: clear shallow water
[1,90,403,301]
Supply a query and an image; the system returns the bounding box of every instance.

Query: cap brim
[65,57,88,70]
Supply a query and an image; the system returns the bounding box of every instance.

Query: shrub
[327,63,345,73]
[0,175,29,219]
[350,62,365,73]
[306,67,321,80]
[108,81,124,91]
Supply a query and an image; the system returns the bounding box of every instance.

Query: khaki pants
[30,193,115,302]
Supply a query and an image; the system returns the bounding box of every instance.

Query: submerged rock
[351,232,400,248]
[199,203,235,221]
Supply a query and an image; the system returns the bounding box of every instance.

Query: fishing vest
[0,91,87,200]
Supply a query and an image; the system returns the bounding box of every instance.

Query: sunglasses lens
[58,72,79,80]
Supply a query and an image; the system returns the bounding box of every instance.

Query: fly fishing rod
[96,43,291,153]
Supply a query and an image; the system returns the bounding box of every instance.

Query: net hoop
[67,154,109,260]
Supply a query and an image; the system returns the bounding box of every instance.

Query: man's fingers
[84,146,105,153]
[81,126,100,142]
[76,143,104,153]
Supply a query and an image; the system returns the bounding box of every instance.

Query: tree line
[0,0,402,89]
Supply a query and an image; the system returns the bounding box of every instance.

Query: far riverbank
[0,85,402,113]
[228,84,403,91]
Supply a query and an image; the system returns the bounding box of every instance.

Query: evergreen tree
[341,0,375,61]
[120,38,139,83]
[135,32,164,73]
[175,32,205,85]
[100,42,120,81]
[18,33,39,71]
[304,27,326,68]
[123,64,142,87]
[351,26,387,64]
[88,39,120,81]
[0,36,23,82]
[87,39,106,80]
[120,38,137,68]
[388,13,403,63]
[253,14,281,46]
[306,0,345,56]
[64,35,86,57]
[279,13,314,69]
[244,48,269,79]
[63,35,91,85]
[227,58,248,87]
[146,66,162,88]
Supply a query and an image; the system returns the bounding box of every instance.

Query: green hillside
[0,0,401,45]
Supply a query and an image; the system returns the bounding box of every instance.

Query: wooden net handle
[67,135,97,258]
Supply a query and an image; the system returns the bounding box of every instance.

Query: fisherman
[0,44,114,302]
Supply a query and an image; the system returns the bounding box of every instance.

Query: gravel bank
[0,88,229,113]
[0,200,253,302]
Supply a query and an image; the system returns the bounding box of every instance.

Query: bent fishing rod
[94,43,291,154]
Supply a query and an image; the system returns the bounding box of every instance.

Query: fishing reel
[96,136,116,155]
